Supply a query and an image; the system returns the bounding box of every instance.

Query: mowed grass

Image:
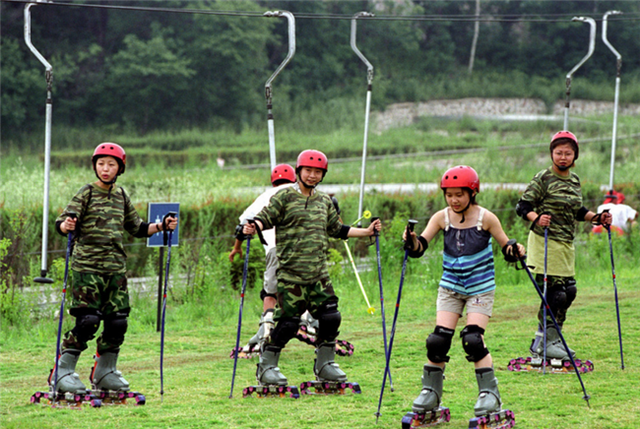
[1,256,639,429]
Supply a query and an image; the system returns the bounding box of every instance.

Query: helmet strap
[452,201,472,223]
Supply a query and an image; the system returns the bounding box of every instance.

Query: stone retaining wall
[374,98,640,132]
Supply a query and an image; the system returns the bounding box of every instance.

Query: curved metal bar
[564,17,596,130]
[25,1,55,283]
[264,10,296,170]
[350,12,374,80]
[603,10,623,191]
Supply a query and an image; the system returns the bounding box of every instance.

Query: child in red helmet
[592,190,637,235]
[516,131,611,361]
[52,143,177,396]
[242,150,381,390]
[403,165,524,424]
[229,163,297,354]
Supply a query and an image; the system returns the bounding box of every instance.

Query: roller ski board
[229,344,261,359]
[401,407,451,428]
[468,410,515,429]
[296,326,355,357]
[89,388,146,405]
[299,380,361,395]
[30,390,102,408]
[242,384,300,399]
[507,356,594,374]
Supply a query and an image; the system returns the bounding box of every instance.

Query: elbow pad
[576,206,589,222]
[134,221,152,238]
[338,225,350,240]
[515,200,533,221]
[407,236,428,258]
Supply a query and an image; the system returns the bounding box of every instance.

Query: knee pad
[73,313,101,343]
[315,306,342,343]
[426,325,455,363]
[269,317,300,348]
[564,279,577,307]
[460,325,489,363]
[102,312,128,347]
[260,289,276,302]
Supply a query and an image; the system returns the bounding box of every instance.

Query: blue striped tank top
[439,208,496,296]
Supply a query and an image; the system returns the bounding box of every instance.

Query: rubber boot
[90,351,130,391]
[531,326,575,360]
[246,309,275,350]
[257,347,288,386]
[50,349,87,395]
[314,342,347,382]
[474,367,502,417]
[412,364,444,413]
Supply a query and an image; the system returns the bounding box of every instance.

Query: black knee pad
[269,317,300,348]
[73,313,101,343]
[102,312,129,347]
[315,305,342,343]
[426,325,455,363]
[460,325,489,363]
[564,279,577,307]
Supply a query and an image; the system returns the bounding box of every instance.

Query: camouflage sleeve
[325,195,344,238]
[520,170,546,207]
[121,188,144,237]
[256,189,285,230]
[55,184,91,236]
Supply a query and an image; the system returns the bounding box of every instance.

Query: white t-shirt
[597,203,638,232]
[238,183,295,252]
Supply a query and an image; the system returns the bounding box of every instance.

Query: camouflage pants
[535,274,577,329]
[274,277,338,321]
[62,270,130,353]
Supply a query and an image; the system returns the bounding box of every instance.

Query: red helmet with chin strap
[92,142,126,175]
[550,131,579,160]
[271,163,296,185]
[296,150,328,172]
[440,165,480,193]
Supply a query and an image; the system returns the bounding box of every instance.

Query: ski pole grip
[68,212,77,220]
[404,219,418,250]
[248,219,267,246]
[371,216,380,237]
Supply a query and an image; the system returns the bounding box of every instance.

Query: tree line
[2,0,639,140]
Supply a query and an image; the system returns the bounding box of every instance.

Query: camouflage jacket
[520,168,583,243]
[256,186,348,284]
[56,183,144,274]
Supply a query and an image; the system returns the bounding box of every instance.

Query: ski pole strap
[371,216,380,237]
[592,209,609,227]
[530,212,550,231]
[248,219,268,246]
[162,211,177,246]
[501,239,520,263]
[403,219,418,250]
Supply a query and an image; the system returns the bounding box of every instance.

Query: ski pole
[160,212,177,403]
[513,241,591,407]
[230,220,253,398]
[371,216,393,392]
[604,212,625,369]
[375,219,418,422]
[343,240,375,314]
[51,212,76,407]
[542,227,548,374]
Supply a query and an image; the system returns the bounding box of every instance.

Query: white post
[25,2,54,284]
[351,12,374,226]
[602,11,623,192]
[264,11,296,170]
[564,17,596,130]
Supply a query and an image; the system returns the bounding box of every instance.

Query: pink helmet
[271,163,296,184]
[550,131,579,160]
[296,150,328,172]
[440,165,480,193]
[92,142,126,174]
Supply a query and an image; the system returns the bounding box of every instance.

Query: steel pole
[564,17,596,130]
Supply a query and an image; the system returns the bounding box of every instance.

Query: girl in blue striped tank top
[402,166,525,422]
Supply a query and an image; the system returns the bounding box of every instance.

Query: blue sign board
[147,202,180,247]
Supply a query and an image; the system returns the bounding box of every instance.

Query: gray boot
[314,342,347,382]
[51,350,87,395]
[474,368,502,417]
[91,351,130,391]
[412,364,444,413]
[257,348,288,386]
[531,326,575,360]
[246,309,275,351]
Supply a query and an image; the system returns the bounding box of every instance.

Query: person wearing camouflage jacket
[243,149,381,388]
[50,143,177,395]
[516,131,611,360]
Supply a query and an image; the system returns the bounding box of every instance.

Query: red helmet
[440,165,480,193]
[93,142,126,174]
[296,150,328,172]
[271,163,296,184]
[604,190,625,205]
[550,131,579,160]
